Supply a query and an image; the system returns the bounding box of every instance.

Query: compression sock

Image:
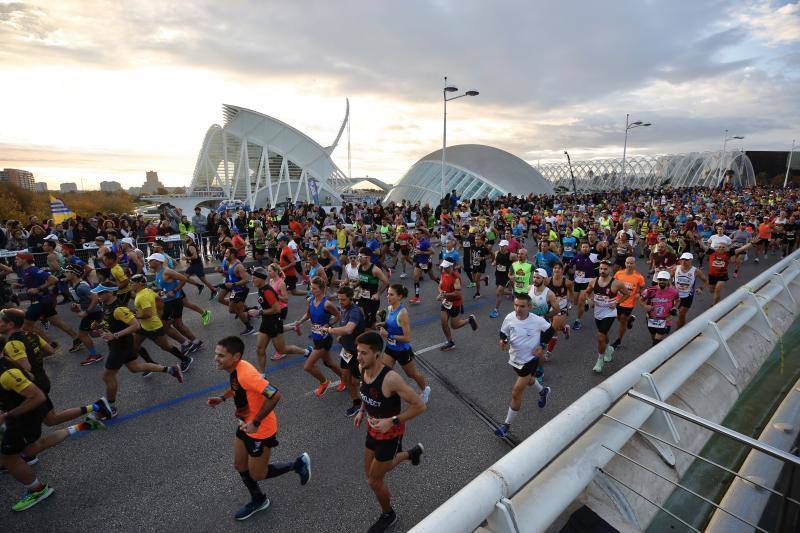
[530,379,544,394]
[238,470,264,500]
[139,347,156,363]
[504,407,518,425]
[546,338,558,353]
[170,346,188,361]
[266,462,294,479]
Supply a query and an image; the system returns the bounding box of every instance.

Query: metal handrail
[412,249,800,533]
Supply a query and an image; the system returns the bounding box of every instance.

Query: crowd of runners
[0,185,797,531]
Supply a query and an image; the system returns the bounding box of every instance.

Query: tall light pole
[564,150,577,194]
[620,113,651,189]
[718,129,744,184]
[785,139,796,188]
[442,76,479,200]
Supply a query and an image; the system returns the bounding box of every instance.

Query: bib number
[442,300,453,310]
[420,263,429,270]
[311,323,326,336]
[340,348,353,363]
[647,318,667,328]
[496,264,506,272]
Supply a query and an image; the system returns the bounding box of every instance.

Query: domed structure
[384,144,554,206]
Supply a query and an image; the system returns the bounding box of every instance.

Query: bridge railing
[411,249,800,533]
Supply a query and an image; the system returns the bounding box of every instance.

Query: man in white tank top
[674,253,709,329]
[583,260,630,374]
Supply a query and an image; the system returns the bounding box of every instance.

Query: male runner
[356,247,389,329]
[102,251,132,306]
[184,232,217,300]
[611,256,646,348]
[64,264,104,365]
[569,242,597,331]
[323,285,366,417]
[674,253,709,329]
[437,260,478,351]
[490,239,513,318]
[409,228,435,304]
[354,331,425,533]
[207,336,311,521]
[494,293,553,438]
[510,248,533,297]
[701,239,753,305]
[278,236,306,296]
[147,252,205,351]
[583,260,629,373]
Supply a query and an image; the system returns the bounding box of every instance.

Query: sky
[1,0,798,190]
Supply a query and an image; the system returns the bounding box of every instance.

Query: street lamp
[718,129,745,184]
[564,150,577,194]
[442,76,479,200]
[784,139,796,188]
[620,113,651,189]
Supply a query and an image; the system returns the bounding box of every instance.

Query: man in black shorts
[324,286,365,417]
[207,336,311,521]
[469,233,491,299]
[356,247,389,329]
[91,282,183,419]
[490,239,513,319]
[354,331,426,533]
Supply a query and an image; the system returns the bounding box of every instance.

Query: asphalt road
[0,252,782,532]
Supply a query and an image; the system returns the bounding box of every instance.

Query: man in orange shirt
[754,216,773,263]
[208,336,311,521]
[278,236,305,296]
[611,256,646,349]
[437,260,478,351]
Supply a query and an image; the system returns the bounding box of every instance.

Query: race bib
[575,270,585,279]
[340,348,353,363]
[514,279,524,290]
[311,323,327,336]
[472,258,481,266]
[442,300,453,310]
[563,246,573,253]
[496,264,507,272]
[420,263,429,270]
[386,337,397,346]
[647,318,667,329]
[353,287,364,299]
[398,239,407,246]
[676,282,690,292]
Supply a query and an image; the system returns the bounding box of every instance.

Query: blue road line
[103,296,492,427]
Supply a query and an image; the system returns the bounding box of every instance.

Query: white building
[100,181,123,192]
[60,182,78,193]
[33,182,48,192]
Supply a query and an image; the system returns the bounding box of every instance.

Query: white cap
[43,234,59,241]
[534,268,548,278]
[186,232,197,241]
[146,253,166,263]
[498,239,509,247]
[680,252,693,260]
[656,270,671,280]
[440,259,454,268]
[120,237,135,246]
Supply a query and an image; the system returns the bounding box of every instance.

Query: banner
[49,195,76,224]
[308,177,320,205]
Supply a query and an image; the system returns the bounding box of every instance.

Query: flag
[49,195,76,224]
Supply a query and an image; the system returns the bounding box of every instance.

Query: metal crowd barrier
[412,249,800,533]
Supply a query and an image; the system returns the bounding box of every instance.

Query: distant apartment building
[141,170,164,194]
[127,186,142,196]
[33,182,48,192]
[100,180,123,192]
[0,168,36,191]
[60,182,78,193]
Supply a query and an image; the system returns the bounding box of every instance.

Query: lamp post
[717,129,745,185]
[785,139,796,188]
[564,150,577,194]
[620,113,651,189]
[442,76,479,200]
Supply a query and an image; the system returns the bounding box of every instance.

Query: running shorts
[384,347,415,366]
[138,327,166,341]
[680,295,694,308]
[259,316,284,337]
[708,274,728,285]
[79,311,103,332]
[358,298,379,327]
[25,301,57,321]
[512,358,539,378]
[365,433,403,463]
[162,299,184,321]
[105,340,137,370]
[285,275,298,291]
[236,429,279,458]
[441,303,464,318]
[594,316,615,335]
[617,306,633,316]
[312,336,333,351]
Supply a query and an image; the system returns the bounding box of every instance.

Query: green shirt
[511,261,532,294]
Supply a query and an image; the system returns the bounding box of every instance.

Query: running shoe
[538,386,551,408]
[467,281,476,288]
[544,351,552,362]
[240,325,255,336]
[367,509,398,533]
[473,293,481,299]
[535,366,544,383]
[409,296,420,304]
[95,396,114,420]
[603,345,615,363]
[84,415,107,431]
[439,340,456,351]
[627,315,636,330]
[584,301,589,312]
[80,353,104,366]
[295,452,311,485]
[189,340,204,353]
[180,356,194,373]
[270,352,286,361]
[345,404,361,417]
[572,319,582,331]
[593,357,605,373]
[41,320,50,331]
[733,270,738,278]
[141,371,153,378]
[489,309,498,318]
[304,345,313,358]
[400,272,407,279]
[563,324,571,339]
[49,341,59,350]
[234,496,271,521]
[314,380,330,397]
[335,381,347,393]
[468,314,478,331]
[198,285,204,295]
[209,289,218,301]
[68,339,83,353]
[180,342,193,355]
[494,424,511,438]
[201,310,211,326]
[754,257,759,264]
[420,385,431,404]
[168,364,184,384]
[11,485,54,512]
[408,443,424,466]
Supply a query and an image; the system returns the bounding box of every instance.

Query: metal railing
[412,249,800,533]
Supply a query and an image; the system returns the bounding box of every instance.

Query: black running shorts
[384,347,415,366]
[236,429,279,458]
[259,316,284,337]
[162,299,184,321]
[595,316,615,335]
[365,433,403,462]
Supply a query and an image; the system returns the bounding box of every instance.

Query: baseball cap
[498,239,509,247]
[120,237,135,246]
[90,283,119,294]
[146,253,166,263]
[186,232,197,241]
[656,270,671,280]
[130,274,146,284]
[534,268,548,278]
[65,264,83,276]
[43,234,59,241]
[94,235,105,242]
[440,260,454,268]
[680,252,694,260]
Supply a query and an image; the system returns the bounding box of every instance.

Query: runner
[640,271,681,345]
[393,225,414,278]
[569,242,597,331]
[248,267,310,373]
[494,293,553,438]
[674,252,709,329]
[490,239,513,318]
[278,236,307,296]
[0,357,105,512]
[546,262,573,357]
[437,259,478,351]
[102,251,131,306]
[356,247,390,330]
[510,248,533,297]
[378,284,431,403]
[90,282,183,418]
[293,277,343,397]
[207,336,311,521]
[354,331,426,533]
[129,274,193,374]
[610,256,646,348]
[410,228,436,304]
[184,232,218,301]
[147,252,206,351]
[583,260,629,374]
[528,268,559,364]
[469,233,491,299]
[323,285,366,417]
[701,238,753,305]
[217,247,255,335]
[64,264,104,366]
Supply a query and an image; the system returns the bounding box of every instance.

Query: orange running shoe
[314,380,330,397]
[335,381,347,392]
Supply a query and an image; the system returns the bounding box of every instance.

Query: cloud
[738,0,800,45]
